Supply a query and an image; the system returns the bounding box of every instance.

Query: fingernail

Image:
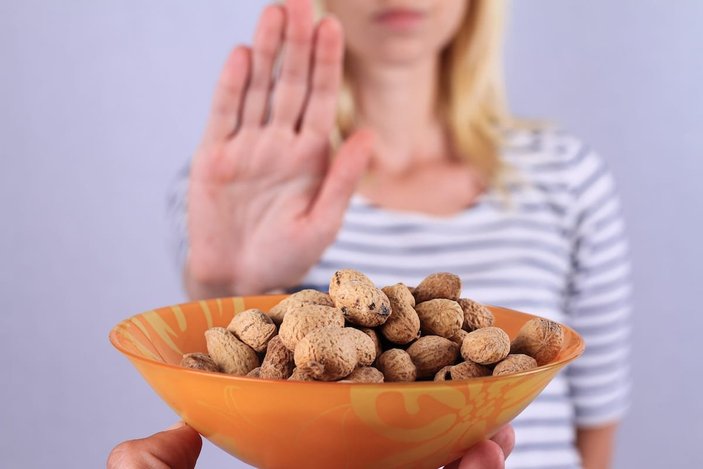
[166,421,186,431]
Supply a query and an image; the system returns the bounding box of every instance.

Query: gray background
[1,0,701,468]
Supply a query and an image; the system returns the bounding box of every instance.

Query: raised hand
[186,0,373,297]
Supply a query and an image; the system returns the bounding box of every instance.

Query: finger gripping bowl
[110,295,584,469]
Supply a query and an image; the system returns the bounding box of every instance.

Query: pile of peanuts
[180,270,565,383]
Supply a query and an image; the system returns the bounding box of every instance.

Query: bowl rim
[109,296,585,387]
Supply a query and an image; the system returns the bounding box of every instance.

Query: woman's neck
[349,55,450,173]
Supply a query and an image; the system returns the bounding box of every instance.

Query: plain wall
[1,1,701,468]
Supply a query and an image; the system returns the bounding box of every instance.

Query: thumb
[457,440,505,469]
[107,422,202,469]
[309,129,374,232]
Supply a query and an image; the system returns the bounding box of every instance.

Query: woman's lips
[373,8,426,31]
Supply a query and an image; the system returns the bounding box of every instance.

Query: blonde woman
[110,0,631,467]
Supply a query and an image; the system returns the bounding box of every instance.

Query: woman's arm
[558,140,632,469]
[577,422,618,469]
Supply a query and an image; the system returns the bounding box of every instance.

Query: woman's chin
[353,41,440,68]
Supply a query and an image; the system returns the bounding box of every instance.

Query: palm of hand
[187,0,372,295]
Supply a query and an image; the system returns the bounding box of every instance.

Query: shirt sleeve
[166,162,191,275]
[564,146,633,428]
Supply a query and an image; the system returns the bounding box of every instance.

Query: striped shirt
[168,128,631,469]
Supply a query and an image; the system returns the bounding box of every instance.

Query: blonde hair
[318,0,513,185]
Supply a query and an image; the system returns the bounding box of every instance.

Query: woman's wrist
[183,260,263,299]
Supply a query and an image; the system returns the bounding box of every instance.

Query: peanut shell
[413,273,462,303]
[227,308,277,353]
[331,281,391,327]
[288,367,315,381]
[433,366,454,382]
[345,327,377,367]
[341,366,385,383]
[510,318,564,366]
[458,298,494,331]
[433,360,491,381]
[406,335,460,379]
[180,352,220,372]
[268,290,334,325]
[259,336,295,380]
[328,269,374,298]
[450,360,492,379]
[278,304,344,351]
[289,289,335,305]
[294,326,358,381]
[381,283,421,344]
[493,354,538,376]
[461,327,510,365]
[448,329,469,348]
[359,327,382,363]
[377,349,417,382]
[204,327,260,376]
[415,299,463,338]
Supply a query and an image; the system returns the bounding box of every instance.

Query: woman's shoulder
[501,126,611,190]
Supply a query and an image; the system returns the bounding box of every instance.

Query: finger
[490,425,515,459]
[270,0,315,128]
[444,425,513,469]
[301,16,344,137]
[309,129,374,234]
[107,422,202,469]
[204,46,251,142]
[240,5,285,128]
[457,440,505,469]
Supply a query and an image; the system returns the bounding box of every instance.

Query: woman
[111,0,631,467]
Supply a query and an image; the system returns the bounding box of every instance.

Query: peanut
[288,367,316,381]
[451,360,491,379]
[180,352,220,372]
[204,327,260,376]
[407,335,460,379]
[358,327,383,363]
[447,361,492,380]
[268,289,334,325]
[259,336,295,380]
[377,349,417,382]
[458,298,494,331]
[493,354,538,376]
[345,327,378,367]
[460,327,510,365]
[448,329,469,348]
[415,299,464,338]
[331,280,391,327]
[278,304,344,351]
[328,269,374,297]
[180,270,567,384]
[510,318,564,366]
[381,283,421,344]
[227,308,277,353]
[341,366,385,383]
[413,272,462,303]
[294,326,359,381]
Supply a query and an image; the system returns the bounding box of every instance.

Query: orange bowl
[110,295,584,469]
